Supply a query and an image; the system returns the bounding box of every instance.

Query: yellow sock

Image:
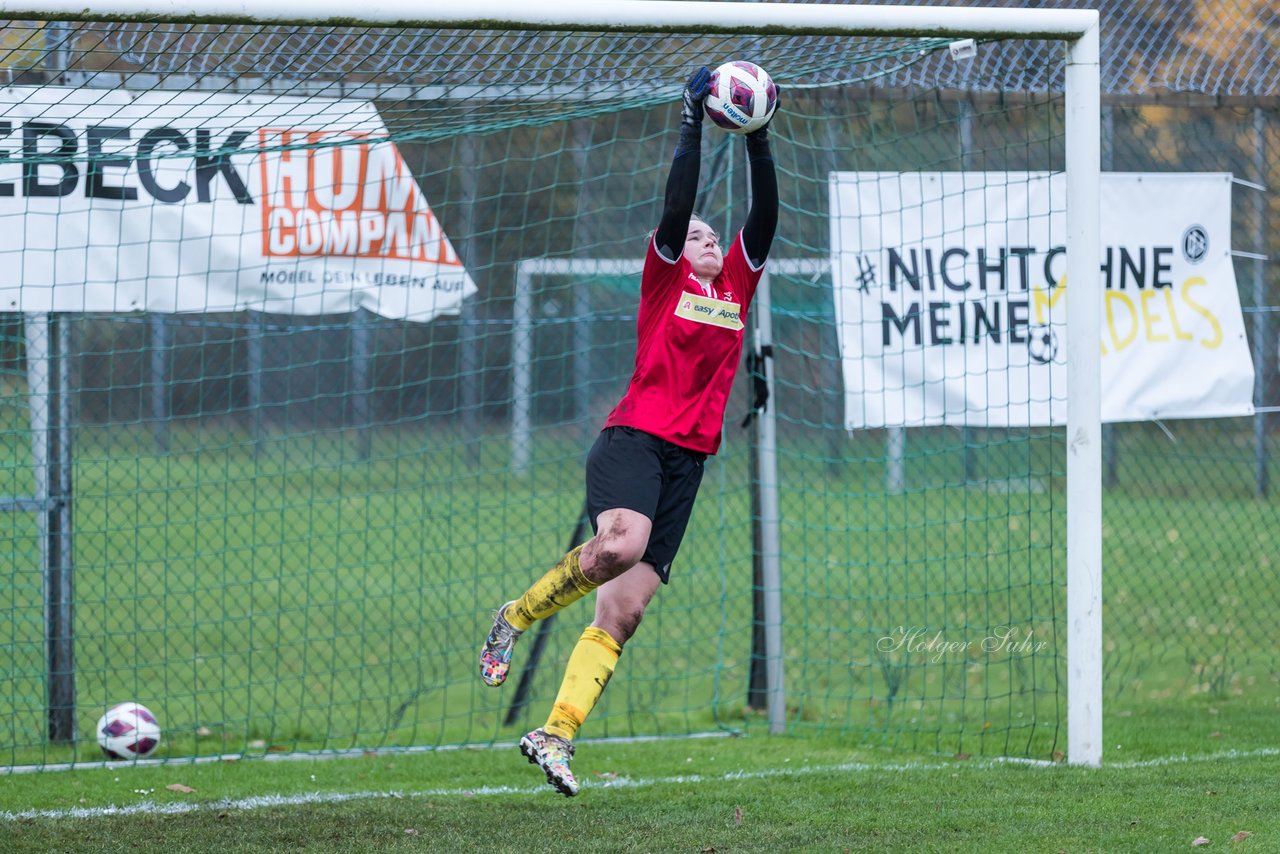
[505,545,596,631]
[543,627,622,741]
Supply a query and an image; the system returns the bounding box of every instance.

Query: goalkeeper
[480,66,779,797]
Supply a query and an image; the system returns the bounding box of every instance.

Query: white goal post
[1,0,1102,766]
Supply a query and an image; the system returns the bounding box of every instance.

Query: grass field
[4,735,1278,851]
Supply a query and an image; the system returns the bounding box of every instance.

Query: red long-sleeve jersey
[603,231,764,455]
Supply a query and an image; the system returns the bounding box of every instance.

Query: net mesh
[0,4,1277,770]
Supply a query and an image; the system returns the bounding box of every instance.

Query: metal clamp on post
[741,345,773,427]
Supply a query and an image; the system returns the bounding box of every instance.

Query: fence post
[959,95,977,484]
[150,313,170,452]
[352,308,373,460]
[751,267,786,734]
[1100,104,1119,486]
[458,136,482,465]
[26,314,76,744]
[1252,107,1270,497]
[246,311,264,454]
[571,122,595,450]
[821,93,848,479]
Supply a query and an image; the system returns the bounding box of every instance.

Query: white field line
[4,745,1279,823]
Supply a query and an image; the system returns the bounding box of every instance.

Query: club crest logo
[1182,224,1209,264]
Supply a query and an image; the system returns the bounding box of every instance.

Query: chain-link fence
[0,3,1276,764]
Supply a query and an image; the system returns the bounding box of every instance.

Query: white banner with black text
[0,86,475,320]
[829,171,1254,428]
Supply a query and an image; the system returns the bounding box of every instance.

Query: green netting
[0,11,1277,773]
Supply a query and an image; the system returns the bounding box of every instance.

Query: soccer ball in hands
[705,61,778,135]
[96,702,161,760]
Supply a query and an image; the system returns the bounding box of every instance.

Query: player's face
[683,221,723,279]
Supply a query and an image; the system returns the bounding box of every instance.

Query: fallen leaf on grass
[1051,751,1065,762]
[1232,831,1252,842]
[734,805,743,827]
[166,783,195,794]
[1193,837,1211,847]
[404,829,418,836]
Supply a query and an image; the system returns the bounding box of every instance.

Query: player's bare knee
[585,544,644,581]
[583,526,646,580]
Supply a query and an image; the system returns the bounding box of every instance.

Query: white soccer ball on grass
[96,701,162,760]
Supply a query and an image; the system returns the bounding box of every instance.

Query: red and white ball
[96,702,161,760]
[705,61,778,135]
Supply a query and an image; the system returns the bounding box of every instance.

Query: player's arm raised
[741,90,779,269]
[653,67,710,263]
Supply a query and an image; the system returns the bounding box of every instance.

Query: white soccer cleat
[519,728,579,797]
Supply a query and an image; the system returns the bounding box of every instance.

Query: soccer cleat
[479,601,523,687]
[519,728,579,797]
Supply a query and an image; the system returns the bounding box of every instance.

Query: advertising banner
[829,172,1254,427]
[0,87,475,320]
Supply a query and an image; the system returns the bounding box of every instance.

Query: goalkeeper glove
[681,66,711,126]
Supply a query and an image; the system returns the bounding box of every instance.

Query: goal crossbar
[0,1,1098,40]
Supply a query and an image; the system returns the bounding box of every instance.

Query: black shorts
[585,426,707,583]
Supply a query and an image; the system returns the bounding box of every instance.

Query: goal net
[0,6,1101,768]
